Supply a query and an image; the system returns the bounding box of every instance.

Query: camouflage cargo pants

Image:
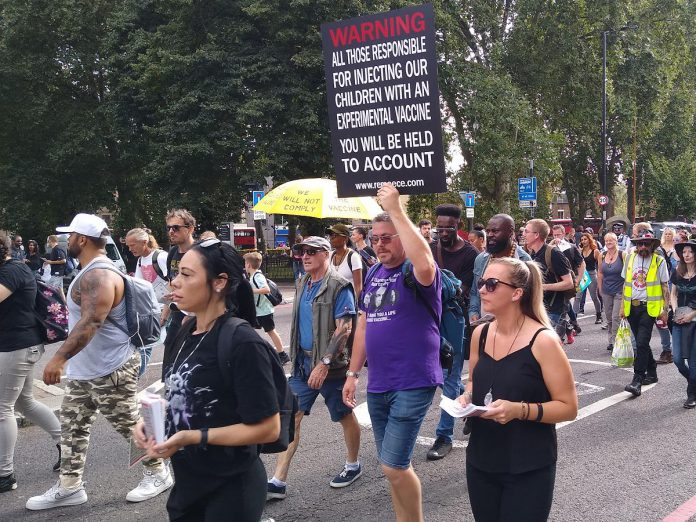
[60,351,163,483]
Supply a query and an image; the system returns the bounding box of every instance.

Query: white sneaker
[126,466,173,502]
[26,481,88,510]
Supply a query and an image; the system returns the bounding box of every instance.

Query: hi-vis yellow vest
[623,252,665,317]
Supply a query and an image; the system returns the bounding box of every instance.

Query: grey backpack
[85,261,162,347]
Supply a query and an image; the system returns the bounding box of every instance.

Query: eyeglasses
[477,277,518,292]
[197,238,221,248]
[435,227,457,233]
[371,234,399,244]
[166,224,190,232]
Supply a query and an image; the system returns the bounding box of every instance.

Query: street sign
[459,191,475,208]
[254,210,266,221]
[597,194,609,206]
[518,177,537,201]
[252,190,265,207]
[465,208,474,219]
[519,200,537,208]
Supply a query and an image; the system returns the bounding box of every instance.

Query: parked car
[650,221,693,239]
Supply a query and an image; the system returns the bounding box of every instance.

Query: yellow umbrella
[253,178,382,220]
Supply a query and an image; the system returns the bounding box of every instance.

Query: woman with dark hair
[670,241,696,408]
[459,257,577,521]
[0,235,62,493]
[24,240,43,275]
[134,239,280,521]
[574,232,603,323]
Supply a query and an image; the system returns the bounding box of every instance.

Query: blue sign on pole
[459,191,475,208]
[518,177,537,201]
[252,190,265,206]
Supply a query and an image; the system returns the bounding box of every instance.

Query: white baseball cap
[56,213,110,238]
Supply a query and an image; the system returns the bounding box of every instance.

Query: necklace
[332,249,348,267]
[166,328,212,387]
[604,250,618,265]
[484,317,526,406]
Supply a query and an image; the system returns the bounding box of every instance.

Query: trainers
[53,443,61,473]
[266,482,287,500]
[565,331,575,345]
[624,376,643,397]
[278,351,291,365]
[601,324,608,330]
[570,322,582,334]
[427,437,453,460]
[656,351,673,364]
[329,465,362,488]
[126,466,173,502]
[0,473,17,493]
[26,481,88,510]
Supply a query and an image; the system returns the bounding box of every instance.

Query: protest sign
[321,3,446,197]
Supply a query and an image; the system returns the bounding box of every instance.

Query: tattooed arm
[43,268,118,385]
[307,315,354,390]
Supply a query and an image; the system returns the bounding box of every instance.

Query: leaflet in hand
[140,393,167,444]
[440,396,490,418]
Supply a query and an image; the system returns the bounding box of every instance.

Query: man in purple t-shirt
[343,183,442,522]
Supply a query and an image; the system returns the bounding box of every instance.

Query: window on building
[557,210,565,219]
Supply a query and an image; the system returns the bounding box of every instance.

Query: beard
[487,238,510,254]
[67,243,81,259]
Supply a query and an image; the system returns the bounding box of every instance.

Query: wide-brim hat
[630,229,660,249]
[675,241,696,260]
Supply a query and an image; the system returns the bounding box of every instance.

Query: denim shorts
[288,352,351,422]
[367,386,436,469]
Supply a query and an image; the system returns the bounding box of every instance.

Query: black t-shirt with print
[49,246,66,276]
[532,244,571,314]
[0,261,43,352]
[162,316,279,509]
[431,240,479,296]
[671,272,696,308]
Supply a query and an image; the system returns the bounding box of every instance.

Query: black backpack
[217,316,298,453]
[251,272,283,307]
[34,279,69,344]
[332,248,369,284]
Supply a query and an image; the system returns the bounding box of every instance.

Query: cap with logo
[326,224,351,237]
[56,214,110,238]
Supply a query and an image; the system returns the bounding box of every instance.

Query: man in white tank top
[26,214,172,511]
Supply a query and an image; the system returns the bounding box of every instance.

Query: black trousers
[167,457,267,522]
[626,303,657,378]
[466,461,556,522]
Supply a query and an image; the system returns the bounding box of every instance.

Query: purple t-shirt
[360,263,443,393]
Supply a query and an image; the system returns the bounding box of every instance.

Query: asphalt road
[3,298,696,522]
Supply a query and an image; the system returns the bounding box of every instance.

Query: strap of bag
[478,323,490,357]
[151,250,166,281]
[251,271,263,307]
[436,242,445,271]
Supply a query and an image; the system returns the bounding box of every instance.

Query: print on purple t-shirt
[360,263,443,393]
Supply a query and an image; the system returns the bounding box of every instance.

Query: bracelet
[522,401,529,421]
[535,403,544,422]
[519,402,526,421]
[199,428,209,450]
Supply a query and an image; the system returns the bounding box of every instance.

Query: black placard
[321,3,446,197]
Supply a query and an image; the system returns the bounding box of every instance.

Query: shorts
[367,386,436,469]
[256,313,275,333]
[289,352,351,422]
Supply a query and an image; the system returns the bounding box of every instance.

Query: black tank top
[583,249,597,271]
[466,323,558,474]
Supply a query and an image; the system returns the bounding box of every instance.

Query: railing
[261,249,294,282]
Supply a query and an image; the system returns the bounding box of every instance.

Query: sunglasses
[477,277,518,292]
[435,227,457,233]
[166,224,190,232]
[300,248,320,256]
[635,241,652,247]
[371,234,399,244]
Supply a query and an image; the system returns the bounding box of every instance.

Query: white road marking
[575,382,605,396]
[416,436,468,449]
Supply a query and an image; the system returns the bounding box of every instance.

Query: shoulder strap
[544,245,555,276]
[166,246,178,281]
[347,249,354,271]
[528,327,548,349]
[216,316,247,387]
[251,272,263,307]
[151,250,166,280]
[478,323,491,357]
[436,242,445,269]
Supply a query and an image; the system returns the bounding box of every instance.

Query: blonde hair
[661,227,675,246]
[527,219,550,240]
[488,257,551,329]
[604,232,618,244]
[243,251,263,269]
[126,228,160,249]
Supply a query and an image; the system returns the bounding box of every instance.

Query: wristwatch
[321,356,331,366]
[346,370,360,378]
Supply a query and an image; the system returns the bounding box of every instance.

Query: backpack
[34,279,69,344]
[84,260,162,347]
[251,272,283,307]
[217,316,298,453]
[364,260,466,369]
[544,245,577,301]
[657,247,676,277]
[65,255,76,275]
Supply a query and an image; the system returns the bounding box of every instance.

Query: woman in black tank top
[459,258,578,521]
[574,232,603,323]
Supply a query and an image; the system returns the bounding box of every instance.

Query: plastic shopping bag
[612,319,635,367]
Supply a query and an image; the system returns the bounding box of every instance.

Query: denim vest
[289,270,353,372]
